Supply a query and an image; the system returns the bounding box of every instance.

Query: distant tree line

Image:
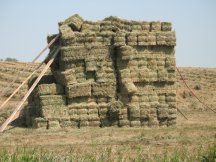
[0,58,18,62]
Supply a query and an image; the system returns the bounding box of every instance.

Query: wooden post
[0,47,60,133]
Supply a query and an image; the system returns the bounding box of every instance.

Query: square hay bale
[157,70,168,82]
[48,120,61,129]
[128,104,140,120]
[85,59,97,72]
[36,84,64,96]
[92,82,116,97]
[157,108,168,119]
[130,121,141,127]
[118,45,137,60]
[156,32,176,46]
[159,118,168,127]
[66,82,91,98]
[77,108,88,115]
[167,119,176,126]
[59,119,77,128]
[89,121,100,127]
[67,97,91,105]
[161,22,172,31]
[113,32,126,46]
[88,108,98,115]
[141,22,150,31]
[36,95,66,107]
[126,32,138,46]
[88,114,100,121]
[122,81,138,94]
[79,121,89,127]
[70,114,80,122]
[137,32,156,46]
[148,118,159,127]
[81,21,100,32]
[33,117,47,128]
[118,120,130,127]
[150,22,161,31]
[131,24,142,31]
[61,14,84,31]
[53,69,77,86]
[41,105,69,119]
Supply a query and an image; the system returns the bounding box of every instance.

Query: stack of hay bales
[26,82,69,129]
[26,14,176,129]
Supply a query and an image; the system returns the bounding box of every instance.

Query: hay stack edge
[26,14,177,129]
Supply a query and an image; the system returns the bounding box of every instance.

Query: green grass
[0,145,215,162]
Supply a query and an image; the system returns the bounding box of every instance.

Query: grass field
[0,62,215,161]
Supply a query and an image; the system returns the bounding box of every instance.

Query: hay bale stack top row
[26,14,176,129]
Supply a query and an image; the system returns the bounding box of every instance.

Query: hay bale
[131,24,142,31]
[36,95,66,107]
[141,22,150,31]
[166,96,176,102]
[61,14,84,31]
[118,45,137,60]
[118,120,130,127]
[66,82,91,98]
[157,70,168,81]
[88,108,98,115]
[140,118,149,127]
[139,95,149,102]
[33,117,47,128]
[41,105,69,119]
[67,97,90,105]
[158,95,166,103]
[88,115,100,121]
[53,69,77,86]
[168,108,177,115]
[168,113,177,120]
[68,108,77,116]
[79,114,89,121]
[167,119,176,126]
[49,120,61,129]
[168,102,176,109]
[109,100,123,113]
[125,81,138,94]
[77,109,88,115]
[137,32,156,46]
[79,121,89,127]
[159,119,168,127]
[60,120,77,128]
[130,121,141,127]
[157,108,168,119]
[85,59,97,72]
[161,22,172,31]
[92,82,116,97]
[156,32,176,46]
[81,21,100,32]
[35,84,64,96]
[126,32,138,46]
[148,118,159,127]
[70,115,80,121]
[128,104,140,120]
[150,22,161,31]
[89,121,100,127]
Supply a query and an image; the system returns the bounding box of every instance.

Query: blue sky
[0,0,215,67]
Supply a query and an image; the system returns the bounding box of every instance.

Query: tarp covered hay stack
[26,14,177,129]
